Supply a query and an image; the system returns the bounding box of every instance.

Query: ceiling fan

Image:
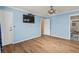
[48,6,56,14]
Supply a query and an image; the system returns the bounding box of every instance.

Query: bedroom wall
[0,6,41,45]
[50,10,79,40]
[13,11,41,43]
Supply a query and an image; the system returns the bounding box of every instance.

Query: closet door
[3,11,14,45]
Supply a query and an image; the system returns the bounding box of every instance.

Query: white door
[44,19,50,35]
[3,11,14,45]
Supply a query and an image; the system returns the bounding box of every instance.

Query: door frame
[69,13,79,40]
[40,18,44,35]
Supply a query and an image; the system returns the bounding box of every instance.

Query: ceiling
[12,6,79,17]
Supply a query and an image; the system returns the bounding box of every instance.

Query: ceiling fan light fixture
[48,6,56,14]
[48,9,54,14]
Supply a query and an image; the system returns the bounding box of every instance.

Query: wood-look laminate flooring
[3,35,79,53]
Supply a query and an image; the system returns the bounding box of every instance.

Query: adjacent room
[0,6,79,53]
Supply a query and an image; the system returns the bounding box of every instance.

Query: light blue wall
[13,11,41,42]
[0,6,41,44]
[51,10,79,39]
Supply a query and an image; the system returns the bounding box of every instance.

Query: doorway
[70,15,79,41]
[41,18,51,36]
[44,19,51,35]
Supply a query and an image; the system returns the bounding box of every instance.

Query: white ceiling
[12,6,79,17]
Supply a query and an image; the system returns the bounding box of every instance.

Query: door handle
[9,27,12,31]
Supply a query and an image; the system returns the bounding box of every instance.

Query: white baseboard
[50,35,70,40]
[2,34,70,46]
[13,35,41,44]
[2,42,11,46]
[42,34,70,40]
